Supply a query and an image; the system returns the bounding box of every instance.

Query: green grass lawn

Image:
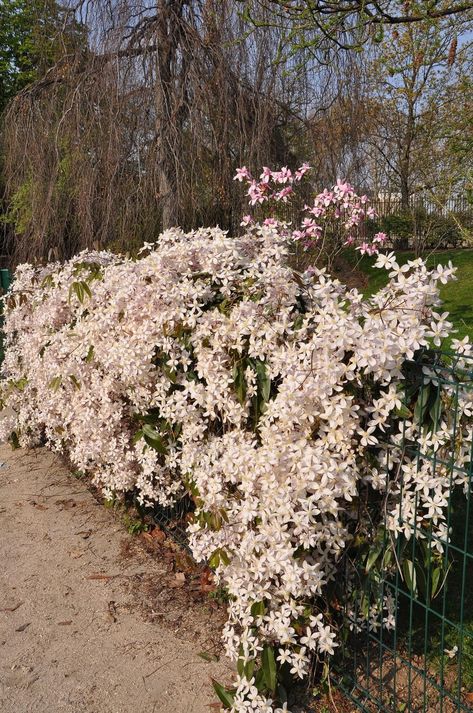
[343,248,473,344]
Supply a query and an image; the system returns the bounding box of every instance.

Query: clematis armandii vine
[0,214,470,713]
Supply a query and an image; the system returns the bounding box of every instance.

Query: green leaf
[142,424,168,454]
[429,392,442,427]
[209,550,221,569]
[394,403,412,419]
[403,558,417,595]
[431,566,442,599]
[254,667,266,692]
[262,645,277,693]
[414,385,431,425]
[48,376,62,392]
[209,547,230,568]
[68,280,92,304]
[219,548,230,566]
[212,680,235,709]
[41,274,54,288]
[85,345,94,362]
[132,429,143,445]
[365,541,384,573]
[251,600,266,617]
[233,361,247,405]
[415,561,427,598]
[382,546,394,569]
[82,281,92,299]
[9,431,20,450]
[69,374,81,390]
[253,359,271,403]
[245,659,255,680]
[13,376,28,391]
[69,281,82,304]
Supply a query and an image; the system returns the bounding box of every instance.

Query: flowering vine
[0,173,471,712]
[234,164,387,260]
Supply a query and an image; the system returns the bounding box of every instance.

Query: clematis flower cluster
[0,225,471,713]
[235,165,386,258]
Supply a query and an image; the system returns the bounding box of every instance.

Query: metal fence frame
[0,268,11,363]
[332,350,473,712]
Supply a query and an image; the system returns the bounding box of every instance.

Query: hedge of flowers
[1,172,472,713]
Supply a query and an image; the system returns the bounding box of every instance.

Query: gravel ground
[0,443,230,713]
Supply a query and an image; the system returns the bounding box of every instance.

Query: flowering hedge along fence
[1,172,472,712]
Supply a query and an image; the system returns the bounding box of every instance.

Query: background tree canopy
[0,0,472,265]
[0,0,85,112]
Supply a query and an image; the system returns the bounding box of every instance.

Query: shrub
[374,210,469,252]
[1,198,471,712]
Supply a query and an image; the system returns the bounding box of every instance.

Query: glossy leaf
[212,680,234,709]
[262,645,277,693]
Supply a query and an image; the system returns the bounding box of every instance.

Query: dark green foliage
[0,0,85,113]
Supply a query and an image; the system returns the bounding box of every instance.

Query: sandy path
[0,443,230,713]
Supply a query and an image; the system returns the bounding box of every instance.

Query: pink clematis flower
[295,163,311,180]
[234,166,251,182]
[373,231,387,243]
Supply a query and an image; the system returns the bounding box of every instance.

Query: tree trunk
[155,0,182,230]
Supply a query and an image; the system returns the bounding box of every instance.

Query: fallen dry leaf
[76,529,92,539]
[55,499,76,510]
[15,622,31,632]
[86,573,115,581]
[199,568,215,593]
[169,572,186,588]
[107,601,118,623]
[0,602,23,613]
[150,527,166,543]
[30,501,48,511]
[198,651,219,663]
[70,549,85,559]
[57,620,73,626]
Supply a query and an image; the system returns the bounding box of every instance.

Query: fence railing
[371,196,473,219]
[0,269,11,364]
[332,350,473,712]
[229,194,473,249]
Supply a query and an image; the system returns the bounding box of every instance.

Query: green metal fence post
[0,268,11,365]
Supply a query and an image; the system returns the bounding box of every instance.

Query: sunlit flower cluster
[235,165,386,257]
[0,225,470,713]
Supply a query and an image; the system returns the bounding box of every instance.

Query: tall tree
[2,0,312,263]
[365,16,472,207]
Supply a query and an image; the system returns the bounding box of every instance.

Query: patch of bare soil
[331,256,368,291]
[0,444,231,713]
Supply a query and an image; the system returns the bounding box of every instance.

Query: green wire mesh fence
[149,495,194,550]
[0,269,11,364]
[332,349,473,713]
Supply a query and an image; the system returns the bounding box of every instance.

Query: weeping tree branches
[2,0,312,263]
